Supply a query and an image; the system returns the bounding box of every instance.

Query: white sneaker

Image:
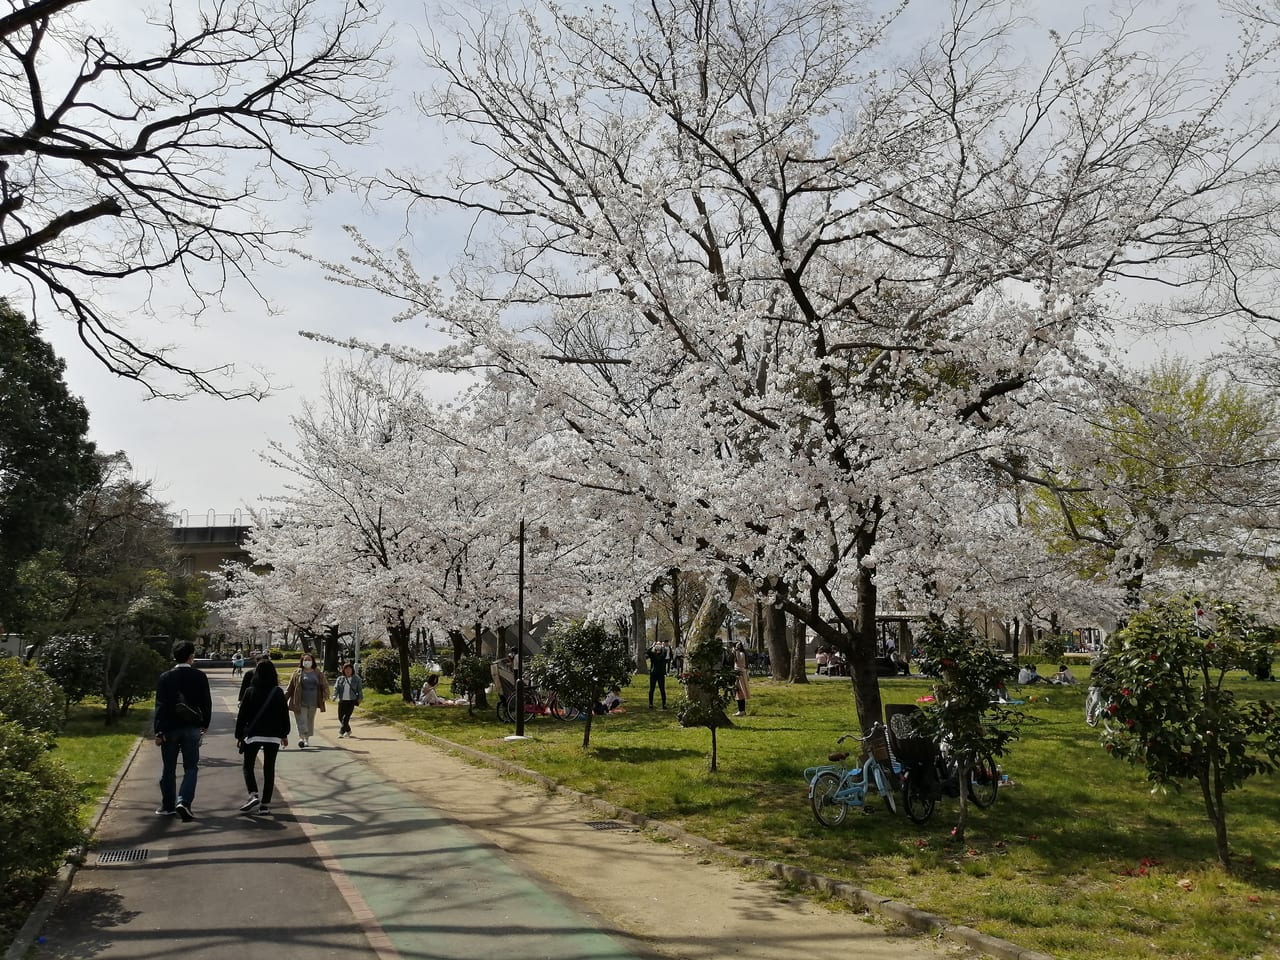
[299,740,307,748]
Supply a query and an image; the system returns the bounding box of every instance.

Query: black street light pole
[515,517,527,738]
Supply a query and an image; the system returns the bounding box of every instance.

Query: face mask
[303,660,314,668]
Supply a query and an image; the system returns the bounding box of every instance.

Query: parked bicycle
[805,723,899,826]
[886,707,1000,824]
[496,683,581,723]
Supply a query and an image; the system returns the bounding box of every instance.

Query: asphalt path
[32,674,644,960]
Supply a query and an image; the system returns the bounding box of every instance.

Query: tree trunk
[789,601,808,684]
[766,577,791,681]
[850,531,885,733]
[671,568,682,646]
[388,611,413,702]
[582,709,593,749]
[952,759,971,842]
[631,596,647,666]
[323,624,341,674]
[682,569,739,732]
[1200,765,1232,868]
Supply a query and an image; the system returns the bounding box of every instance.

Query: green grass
[53,700,149,821]
[365,668,1280,960]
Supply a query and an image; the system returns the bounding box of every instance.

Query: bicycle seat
[828,751,850,762]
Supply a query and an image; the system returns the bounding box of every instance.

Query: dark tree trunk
[849,540,884,734]
[671,568,682,646]
[790,602,808,684]
[766,577,791,681]
[631,596,646,666]
[323,624,341,675]
[388,611,413,702]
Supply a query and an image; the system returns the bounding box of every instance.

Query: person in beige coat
[284,653,330,748]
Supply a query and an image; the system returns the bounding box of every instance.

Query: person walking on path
[333,661,363,737]
[235,659,291,815]
[239,651,270,702]
[733,641,750,717]
[285,652,330,748]
[154,640,212,821]
[646,638,671,709]
[231,649,245,677]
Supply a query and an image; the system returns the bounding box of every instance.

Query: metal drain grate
[97,848,150,864]
[586,820,632,831]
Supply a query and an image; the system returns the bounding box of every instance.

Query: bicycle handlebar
[836,721,886,745]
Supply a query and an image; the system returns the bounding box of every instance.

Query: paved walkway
[28,674,965,960]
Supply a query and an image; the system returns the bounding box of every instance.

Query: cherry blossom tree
[314,0,1280,732]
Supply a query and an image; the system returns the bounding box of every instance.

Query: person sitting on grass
[418,674,464,706]
[594,686,625,715]
[1017,663,1044,685]
[1050,663,1077,685]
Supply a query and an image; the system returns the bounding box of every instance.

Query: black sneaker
[257,805,271,815]
[175,801,194,822]
[155,807,176,816]
[238,795,260,813]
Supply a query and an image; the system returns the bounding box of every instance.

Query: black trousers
[242,743,279,804]
[648,671,666,706]
[337,699,357,733]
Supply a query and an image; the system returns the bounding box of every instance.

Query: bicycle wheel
[549,696,581,721]
[495,695,512,724]
[872,762,897,815]
[967,755,999,809]
[903,775,936,825]
[810,771,849,827]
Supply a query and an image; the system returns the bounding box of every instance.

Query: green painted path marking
[282,739,641,960]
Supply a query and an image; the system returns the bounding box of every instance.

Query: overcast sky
[31,0,1235,521]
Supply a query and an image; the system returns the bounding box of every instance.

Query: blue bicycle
[805,723,899,826]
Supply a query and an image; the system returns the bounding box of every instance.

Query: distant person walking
[239,651,271,702]
[333,661,363,737]
[285,653,330,748]
[733,641,750,717]
[235,659,290,815]
[231,650,245,677]
[647,638,671,709]
[153,641,212,822]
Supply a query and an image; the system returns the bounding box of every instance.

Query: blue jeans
[159,726,203,810]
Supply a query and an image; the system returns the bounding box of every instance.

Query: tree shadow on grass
[590,745,703,763]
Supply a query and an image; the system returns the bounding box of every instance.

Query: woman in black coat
[234,659,291,815]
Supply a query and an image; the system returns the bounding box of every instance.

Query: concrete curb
[4,734,146,960]
[391,720,1056,960]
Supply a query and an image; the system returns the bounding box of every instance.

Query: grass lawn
[53,701,149,821]
[364,666,1280,960]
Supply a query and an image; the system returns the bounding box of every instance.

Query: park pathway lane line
[282,729,644,960]
[277,776,402,960]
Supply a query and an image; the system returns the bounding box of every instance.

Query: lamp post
[514,517,527,738]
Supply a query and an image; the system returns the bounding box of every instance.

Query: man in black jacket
[154,641,213,821]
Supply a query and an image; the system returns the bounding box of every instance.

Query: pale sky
[29,0,1238,520]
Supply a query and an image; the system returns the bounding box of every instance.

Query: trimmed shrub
[408,663,431,695]
[360,648,400,694]
[0,719,83,888]
[451,655,493,709]
[0,656,66,735]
